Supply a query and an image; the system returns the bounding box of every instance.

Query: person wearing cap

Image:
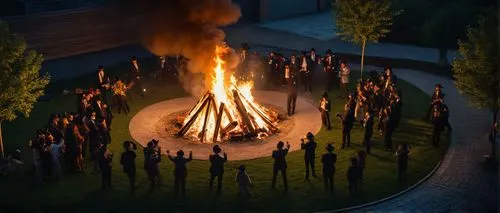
[287,67,298,116]
[321,143,337,193]
[167,149,193,197]
[322,49,335,91]
[209,145,227,194]
[301,132,317,180]
[319,92,332,130]
[121,141,137,194]
[271,141,290,192]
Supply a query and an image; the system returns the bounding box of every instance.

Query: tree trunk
[438,47,448,67]
[0,122,4,159]
[361,38,366,79]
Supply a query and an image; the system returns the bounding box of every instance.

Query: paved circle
[129,90,322,160]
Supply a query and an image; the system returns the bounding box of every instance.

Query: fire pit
[177,45,280,143]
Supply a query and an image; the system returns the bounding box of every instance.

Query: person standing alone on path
[321,143,337,193]
[120,141,137,194]
[339,61,350,99]
[301,132,317,180]
[167,150,193,197]
[209,145,227,194]
[319,92,332,130]
[272,141,290,192]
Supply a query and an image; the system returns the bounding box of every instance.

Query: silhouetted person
[209,145,227,194]
[337,105,354,148]
[144,140,161,191]
[321,143,337,193]
[363,110,374,154]
[235,165,252,196]
[319,92,332,130]
[287,72,298,116]
[272,141,290,192]
[112,77,130,115]
[347,157,359,196]
[98,144,113,191]
[120,141,137,194]
[167,150,193,197]
[301,132,317,180]
[431,108,445,148]
[426,84,445,119]
[383,108,395,151]
[396,144,411,180]
[357,150,367,183]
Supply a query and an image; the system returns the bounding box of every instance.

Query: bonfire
[177,45,279,143]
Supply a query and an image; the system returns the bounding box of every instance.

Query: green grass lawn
[0,58,449,213]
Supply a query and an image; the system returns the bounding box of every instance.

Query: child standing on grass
[396,144,411,180]
[235,165,252,196]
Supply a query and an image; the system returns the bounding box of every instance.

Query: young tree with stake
[334,0,401,78]
[0,22,50,158]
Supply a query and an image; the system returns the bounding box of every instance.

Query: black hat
[238,165,246,171]
[325,143,334,152]
[177,150,185,156]
[301,51,307,56]
[98,65,104,70]
[123,141,133,149]
[435,84,443,89]
[277,141,284,148]
[322,92,328,98]
[131,56,137,61]
[306,132,314,140]
[212,145,222,153]
[310,48,316,52]
[326,49,333,55]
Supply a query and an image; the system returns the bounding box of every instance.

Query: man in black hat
[267,52,279,86]
[167,149,193,197]
[299,51,310,91]
[323,49,335,91]
[307,48,320,92]
[426,84,445,120]
[144,139,162,191]
[287,68,298,116]
[337,104,355,148]
[272,141,290,192]
[97,65,110,91]
[319,92,332,130]
[209,145,227,194]
[301,132,317,180]
[120,141,137,194]
[321,143,337,193]
[98,143,113,191]
[363,110,374,154]
[130,56,147,96]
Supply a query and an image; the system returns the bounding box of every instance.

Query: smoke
[114,0,241,96]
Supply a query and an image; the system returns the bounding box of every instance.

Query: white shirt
[300,58,308,72]
[341,67,350,83]
[310,53,316,62]
[320,99,328,111]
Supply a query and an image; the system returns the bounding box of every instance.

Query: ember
[177,45,279,143]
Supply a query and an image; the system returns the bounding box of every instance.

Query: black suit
[364,115,374,154]
[272,148,289,190]
[323,56,335,91]
[168,153,193,196]
[120,150,136,193]
[307,53,319,91]
[287,79,298,116]
[301,140,317,179]
[209,153,227,193]
[321,152,337,193]
[342,109,355,148]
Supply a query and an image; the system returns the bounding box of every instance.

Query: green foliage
[452,16,499,113]
[334,0,401,45]
[0,21,50,122]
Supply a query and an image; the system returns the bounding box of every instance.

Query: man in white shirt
[339,61,350,98]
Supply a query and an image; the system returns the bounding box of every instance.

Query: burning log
[223,104,234,122]
[221,121,238,136]
[177,95,210,137]
[199,95,213,143]
[188,91,210,116]
[213,102,225,142]
[232,90,256,133]
[233,87,278,132]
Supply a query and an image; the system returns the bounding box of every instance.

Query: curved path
[129,90,322,161]
[319,68,497,212]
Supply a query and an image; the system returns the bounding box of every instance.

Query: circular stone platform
[129,90,322,160]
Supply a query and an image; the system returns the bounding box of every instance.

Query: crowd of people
[1,44,451,200]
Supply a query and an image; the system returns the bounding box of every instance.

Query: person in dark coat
[87,112,105,173]
[307,48,320,91]
[396,144,411,180]
[321,143,337,193]
[287,72,298,116]
[167,149,193,197]
[98,144,113,191]
[120,141,137,194]
[363,110,374,154]
[337,104,355,149]
[299,52,310,91]
[319,92,332,130]
[431,108,445,148]
[144,139,162,191]
[209,145,227,194]
[322,49,335,91]
[383,107,395,151]
[426,84,445,119]
[301,132,317,180]
[347,157,359,196]
[271,141,290,192]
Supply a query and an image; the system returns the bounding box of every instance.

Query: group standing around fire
[8,45,450,200]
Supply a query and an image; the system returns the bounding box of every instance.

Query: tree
[334,0,401,78]
[0,22,50,158]
[452,16,499,160]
